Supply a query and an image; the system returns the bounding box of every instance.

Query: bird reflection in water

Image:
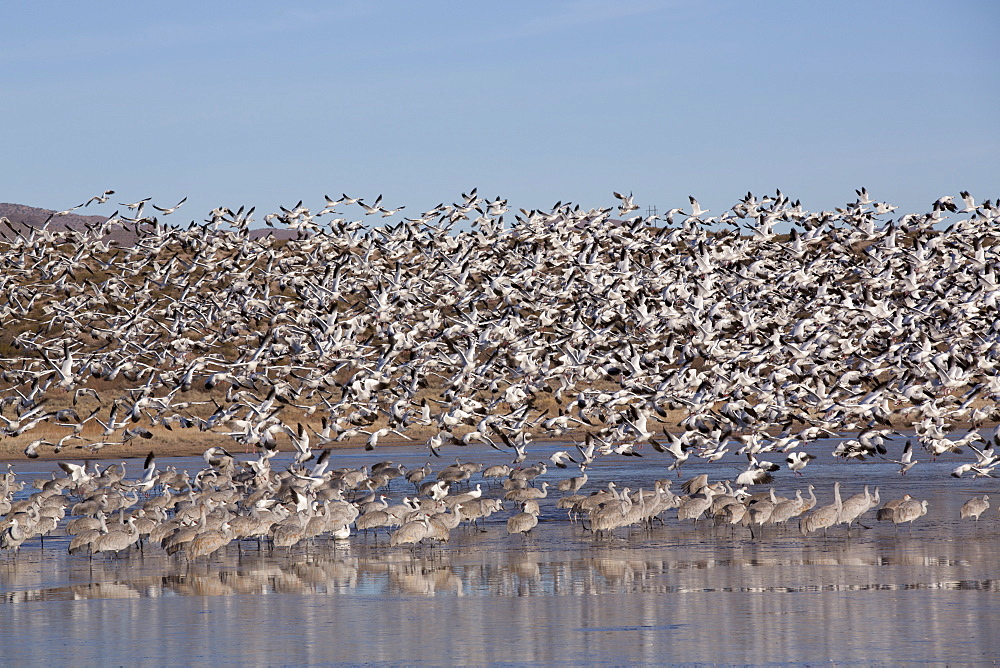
[4,535,1000,602]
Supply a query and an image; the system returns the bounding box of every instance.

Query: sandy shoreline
[3,412,990,464]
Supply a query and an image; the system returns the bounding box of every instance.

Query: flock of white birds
[1,187,999,553]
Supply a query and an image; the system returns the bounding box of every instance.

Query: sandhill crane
[677,486,717,526]
[717,501,747,530]
[354,509,394,538]
[681,474,710,496]
[557,471,588,493]
[390,515,430,547]
[482,464,511,487]
[68,527,106,556]
[92,516,139,557]
[505,481,549,504]
[800,481,842,537]
[798,484,817,514]
[960,495,989,522]
[186,522,233,560]
[444,484,483,508]
[876,495,912,523]
[461,497,503,531]
[745,488,777,538]
[509,462,547,484]
[893,498,928,530]
[67,512,109,556]
[163,520,200,556]
[589,492,633,539]
[66,511,107,536]
[839,485,877,535]
[0,518,26,554]
[768,489,805,530]
[357,494,389,515]
[644,481,679,525]
[272,516,306,551]
[558,493,589,522]
[426,504,463,542]
[709,481,743,515]
[405,463,432,489]
[507,506,540,536]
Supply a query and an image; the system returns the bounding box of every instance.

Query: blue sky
[3,1,997,224]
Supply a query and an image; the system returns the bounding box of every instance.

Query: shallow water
[2,441,1000,665]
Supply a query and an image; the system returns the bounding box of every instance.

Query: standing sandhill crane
[509,462,547,485]
[677,485,717,526]
[390,515,430,547]
[354,509,394,538]
[504,481,549,504]
[357,494,389,515]
[745,488,777,538]
[717,501,747,530]
[426,504,464,542]
[710,482,743,516]
[556,494,587,523]
[589,491,633,539]
[876,494,912,523]
[960,495,989,522]
[644,481,679,526]
[68,513,109,556]
[558,471,588,493]
[437,460,473,486]
[405,463,432,489]
[797,484,817,514]
[482,464,511,488]
[228,505,278,549]
[0,518,26,554]
[768,489,804,530]
[272,515,306,551]
[520,499,541,516]
[186,522,233,560]
[92,516,139,557]
[620,488,651,531]
[323,502,359,540]
[68,526,105,557]
[66,511,108,537]
[445,484,483,508]
[460,498,503,531]
[164,505,208,554]
[893,498,929,530]
[838,485,876,535]
[507,506,540,536]
[800,481,842,537]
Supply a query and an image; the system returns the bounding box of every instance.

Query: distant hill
[0,202,298,244]
[0,202,110,232]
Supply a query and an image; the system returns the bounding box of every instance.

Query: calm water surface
[2,441,1000,665]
